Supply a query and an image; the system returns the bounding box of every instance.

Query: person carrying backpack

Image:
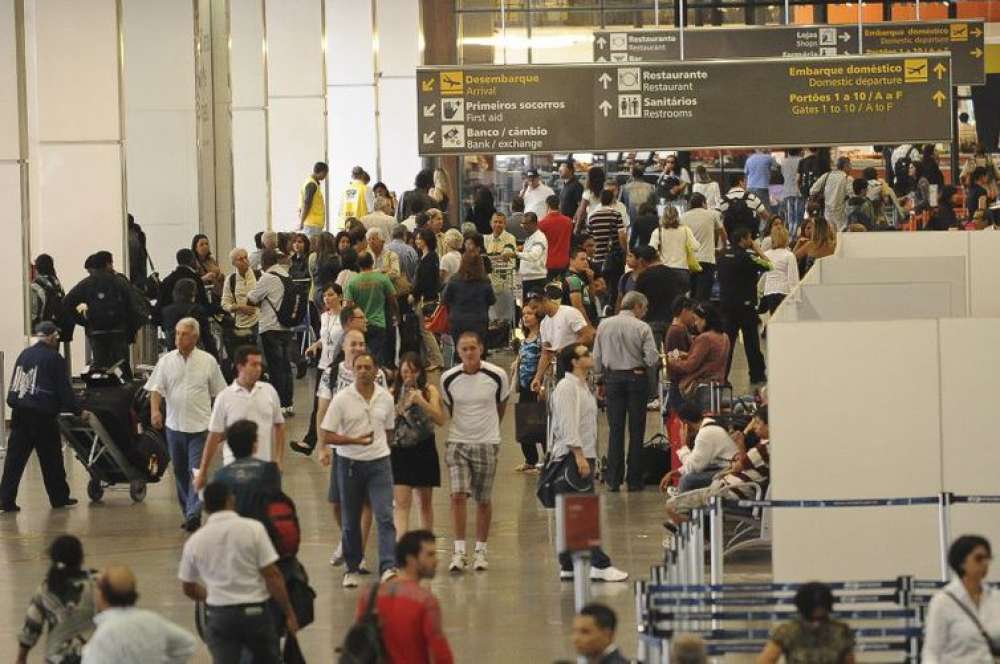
[248,249,305,416]
[845,178,874,231]
[718,174,770,239]
[29,254,64,330]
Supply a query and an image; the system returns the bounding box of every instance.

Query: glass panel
[459,12,499,64]
[527,15,599,64]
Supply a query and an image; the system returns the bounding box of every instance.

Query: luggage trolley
[58,366,168,504]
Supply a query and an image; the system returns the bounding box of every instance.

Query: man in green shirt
[563,247,598,326]
[344,252,397,368]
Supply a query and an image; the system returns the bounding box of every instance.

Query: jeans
[204,603,280,664]
[690,263,716,303]
[722,305,766,385]
[557,457,612,571]
[166,428,206,520]
[679,468,722,493]
[365,325,388,368]
[605,370,650,489]
[0,408,70,507]
[89,331,132,378]
[260,330,292,407]
[782,195,804,238]
[337,455,396,574]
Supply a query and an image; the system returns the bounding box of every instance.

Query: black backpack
[37,279,64,325]
[846,197,873,230]
[85,277,128,333]
[266,273,307,328]
[722,191,755,236]
[338,582,386,664]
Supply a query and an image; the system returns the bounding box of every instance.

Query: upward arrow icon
[598,72,612,90]
[596,36,608,49]
[932,90,946,107]
[933,62,947,80]
[598,100,612,117]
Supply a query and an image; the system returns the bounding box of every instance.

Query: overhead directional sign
[416,54,953,156]
[593,20,984,85]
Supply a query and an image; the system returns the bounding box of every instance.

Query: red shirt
[355,579,454,664]
[538,211,574,270]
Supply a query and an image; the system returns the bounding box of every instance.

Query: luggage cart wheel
[87,479,104,503]
[129,480,147,503]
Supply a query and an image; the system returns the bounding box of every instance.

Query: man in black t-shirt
[716,227,772,388]
[634,245,677,408]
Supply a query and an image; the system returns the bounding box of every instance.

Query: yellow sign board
[904,59,928,83]
[439,71,464,95]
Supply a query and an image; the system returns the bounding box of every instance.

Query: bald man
[82,566,197,663]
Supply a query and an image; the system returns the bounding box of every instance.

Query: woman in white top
[923,535,1000,663]
[293,283,344,456]
[574,166,607,228]
[692,165,721,210]
[761,224,799,316]
[438,229,464,283]
[649,205,700,294]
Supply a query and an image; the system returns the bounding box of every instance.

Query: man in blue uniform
[0,322,89,512]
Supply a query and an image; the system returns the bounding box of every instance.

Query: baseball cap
[525,168,539,178]
[543,283,564,300]
[33,321,59,337]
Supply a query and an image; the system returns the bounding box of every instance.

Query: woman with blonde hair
[648,205,700,294]
[761,224,799,316]
[430,167,452,213]
[793,215,836,275]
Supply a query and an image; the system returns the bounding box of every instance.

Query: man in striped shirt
[585,188,626,269]
[661,405,770,535]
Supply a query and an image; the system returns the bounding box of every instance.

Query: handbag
[392,388,434,448]
[515,396,547,445]
[424,303,450,334]
[945,591,1000,657]
[536,453,594,509]
[684,227,703,273]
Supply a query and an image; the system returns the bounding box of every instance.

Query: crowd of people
[6,149,999,662]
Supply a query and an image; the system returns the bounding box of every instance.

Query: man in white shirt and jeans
[321,351,397,588]
[145,318,227,532]
[195,346,286,490]
[441,332,510,573]
[179,482,297,664]
[83,566,197,664]
[531,283,595,392]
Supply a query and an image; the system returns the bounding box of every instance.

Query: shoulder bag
[681,227,703,273]
[392,387,434,449]
[514,382,547,446]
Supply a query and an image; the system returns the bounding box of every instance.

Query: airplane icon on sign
[907,63,926,76]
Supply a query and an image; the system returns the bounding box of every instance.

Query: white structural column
[231,0,269,250]
[324,0,421,211]
[122,0,198,273]
[0,0,27,376]
[265,0,326,232]
[24,0,126,367]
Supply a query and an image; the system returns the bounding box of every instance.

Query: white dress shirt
[678,418,739,474]
[208,380,284,464]
[246,265,289,333]
[923,578,1000,664]
[144,349,227,433]
[178,511,278,606]
[81,607,197,664]
[321,382,395,461]
[517,229,549,281]
[549,372,598,460]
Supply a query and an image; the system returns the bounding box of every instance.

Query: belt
[608,367,646,374]
[206,601,268,610]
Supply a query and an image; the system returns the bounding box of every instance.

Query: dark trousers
[302,367,323,450]
[517,388,546,465]
[89,331,131,378]
[605,370,649,489]
[204,603,280,664]
[261,330,293,407]
[0,408,71,507]
[222,329,258,381]
[722,305,766,384]
[365,325,389,367]
[761,292,786,315]
[690,263,716,302]
[557,457,612,572]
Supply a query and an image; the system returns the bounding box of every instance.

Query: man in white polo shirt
[320,351,397,588]
[145,317,227,532]
[530,283,596,392]
[195,346,286,491]
[440,331,510,574]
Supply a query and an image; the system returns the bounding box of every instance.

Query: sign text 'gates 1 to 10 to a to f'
[415,53,953,156]
[593,20,985,86]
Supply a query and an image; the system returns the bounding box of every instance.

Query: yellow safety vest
[300,176,325,229]
[342,179,369,220]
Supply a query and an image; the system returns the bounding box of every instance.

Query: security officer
[0,322,89,512]
[298,161,329,236]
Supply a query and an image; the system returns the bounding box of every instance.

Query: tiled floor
[0,344,767,663]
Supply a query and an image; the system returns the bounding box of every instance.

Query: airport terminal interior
[1,0,1000,662]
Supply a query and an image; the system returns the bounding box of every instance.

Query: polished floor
[0,345,766,663]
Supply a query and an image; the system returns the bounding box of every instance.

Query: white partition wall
[122,0,198,273]
[265,0,326,232]
[231,0,269,249]
[374,0,420,196]
[26,0,126,367]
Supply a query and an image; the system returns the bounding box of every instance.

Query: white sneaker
[590,565,629,582]
[342,572,359,588]
[473,551,489,571]
[647,398,661,411]
[661,531,675,549]
[380,568,398,583]
[448,553,467,573]
[358,558,371,575]
[559,569,574,581]
[329,543,344,567]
